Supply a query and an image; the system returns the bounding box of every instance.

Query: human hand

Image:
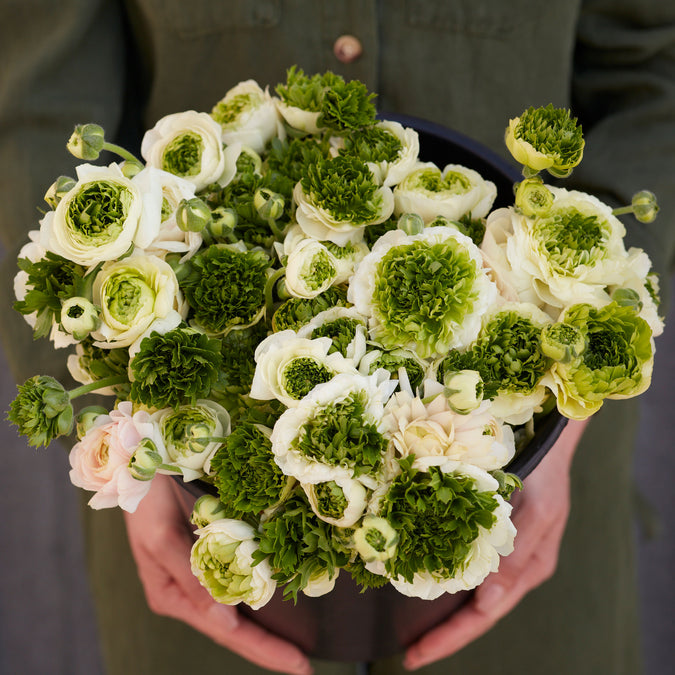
[123,474,313,675]
[404,419,588,670]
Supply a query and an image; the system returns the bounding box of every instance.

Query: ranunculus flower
[141,111,236,191]
[382,379,515,471]
[91,253,186,348]
[191,519,275,609]
[302,477,368,527]
[482,187,632,314]
[349,226,498,358]
[152,399,231,481]
[39,163,161,267]
[68,401,166,512]
[211,80,282,154]
[250,330,358,407]
[393,163,496,223]
[284,237,339,298]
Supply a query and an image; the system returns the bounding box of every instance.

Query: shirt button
[333,35,363,63]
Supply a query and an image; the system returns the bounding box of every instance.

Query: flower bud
[208,206,238,238]
[541,322,585,363]
[60,297,100,340]
[631,190,659,223]
[44,175,76,209]
[397,212,424,236]
[514,178,554,218]
[76,405,108,440]
[120,159,145,179]
[442,369,484,414]
[190,494,228,528]
[353,515,398,563]
[611,288,643,313]
[176,197,213,232]
[128,438,163,481]
[254,188,285,221]
[67,123,105,160]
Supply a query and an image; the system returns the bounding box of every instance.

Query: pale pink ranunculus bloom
[69,401,165,512]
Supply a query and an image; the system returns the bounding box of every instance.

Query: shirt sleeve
[0,0,127,382]
[570,0,675,295]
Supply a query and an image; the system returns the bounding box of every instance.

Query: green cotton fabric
[1,0,674,673]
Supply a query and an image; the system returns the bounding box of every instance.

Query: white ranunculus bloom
[483,187,632,315]
[301,568,338,598]
[302,476,368,527]
[135,167,203,262]
[383,379,515,471]
[284,237,339,298]
[368,121,420,188]
[250,331,358,407]
[141,110,228,191]
[293,174,394,247]
[348,226,498,357]
[275,98,322,135]
[393,163,497,223]
[297,306,369,365]
[212,80,283,154]
[191,519,275,609]
[39,163,160,267]
[271,370,398,488]
[386,458,515,599]
[152,399,231,482]
[91,253,185,349]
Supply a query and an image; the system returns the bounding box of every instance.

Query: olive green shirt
[1,1,674,673]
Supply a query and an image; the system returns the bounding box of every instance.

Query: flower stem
[265,266,287,318]
[68,374,129,400]
[611,205,633,216]
[268,218,288,242]
[102,141,142,164]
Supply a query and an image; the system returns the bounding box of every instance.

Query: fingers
[123,475,313,675]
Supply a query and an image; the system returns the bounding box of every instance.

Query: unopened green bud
[611,288,643,313]
[631,190,659,223]
[176,197,212,232]
[353,515,398,563]
[254,188,285,221]
[541,322,585,363]
[76,405,108,440]
[67,123,105,160]
[120,158,145,179]
[514,178,554,218]
[190,494,228,528]
[128,438,163,481]
[44,175,76,209]
[60,297,100,340]
[442,369,484,414]
[206,206,238,240]
[397,212,424,236]
[490,470,523,500]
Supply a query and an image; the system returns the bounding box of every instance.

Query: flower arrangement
[7,69,662,608]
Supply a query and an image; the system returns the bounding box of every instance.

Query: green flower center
[534,207,609,272]
[66,180,133,243]
[341,127,403,164]
[404,167,471,195]
[301,249,337,290]
[314,481,348,519]
[365,528,387,552]
[212,92,261,128]
[372,238,479,355]
[162,132,204,177]
[296,391,388,477]
[302,156,381,223]
[282,357,333,400]
[311,317,362,357]
[162,407,218,460]
[104,275,155,324]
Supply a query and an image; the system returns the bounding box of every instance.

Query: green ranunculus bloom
[548,302,654,419]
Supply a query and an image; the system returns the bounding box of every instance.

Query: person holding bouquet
[1,1,673,674]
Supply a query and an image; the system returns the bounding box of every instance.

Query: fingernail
[404,648,424,670]
[476,583,504,612]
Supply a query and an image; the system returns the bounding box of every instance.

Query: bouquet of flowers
[8,69,662,609]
